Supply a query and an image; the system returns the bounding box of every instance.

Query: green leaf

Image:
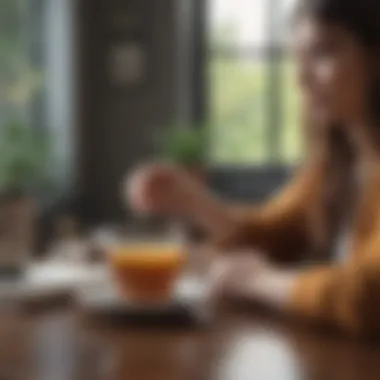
[0,120,52,191]
[156,123,209,166]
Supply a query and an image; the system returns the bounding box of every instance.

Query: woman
[127,0,380,336]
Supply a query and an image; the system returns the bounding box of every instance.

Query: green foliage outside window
[208,21,303,165]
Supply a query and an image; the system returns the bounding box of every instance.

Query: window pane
[0,0,36,124]
[0,0,73,196]
[277,0,297,44]
[209,56,269,165]
[280,58,302,162]
[208,0,297,49]
[208,0,267,49]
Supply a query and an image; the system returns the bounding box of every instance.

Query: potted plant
[157,123,208,182]
[0,120,53,275]
[156,124,209,241]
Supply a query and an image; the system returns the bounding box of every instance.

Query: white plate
[0,263,108,303]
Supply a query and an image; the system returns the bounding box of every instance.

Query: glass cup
[106,233,186,303]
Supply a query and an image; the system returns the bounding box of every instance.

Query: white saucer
[0,263,108,304]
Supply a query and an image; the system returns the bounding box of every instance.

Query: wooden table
[1,301,380,380]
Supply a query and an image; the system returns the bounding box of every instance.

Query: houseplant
[0,120,52,274]
[156,124,209,241]
[157,123,208,180]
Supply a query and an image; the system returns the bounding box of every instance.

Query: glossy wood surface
[1,301,380,380]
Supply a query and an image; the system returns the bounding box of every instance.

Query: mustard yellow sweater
[215,164,380,336]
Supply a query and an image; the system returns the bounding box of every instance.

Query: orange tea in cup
[108,244,185,302]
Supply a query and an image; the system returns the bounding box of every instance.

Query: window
[0,0,39,125]
[0,0,74,197]
[208,0,302,166]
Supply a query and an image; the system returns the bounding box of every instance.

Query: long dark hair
[294,0,380,258]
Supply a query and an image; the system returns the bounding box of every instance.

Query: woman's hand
[209,252,269,298]
[126,163,199,216]
[125,163,238,238]
[209,251,296,311]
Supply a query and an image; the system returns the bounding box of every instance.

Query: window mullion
[266,0,283,163]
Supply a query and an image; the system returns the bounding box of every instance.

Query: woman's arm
[215,234,380,336]
[127,162,323,263]
[126,163,239,237]
[210,253,297,311]
[197,164,323,263]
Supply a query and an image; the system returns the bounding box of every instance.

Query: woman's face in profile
[293,17,373,126]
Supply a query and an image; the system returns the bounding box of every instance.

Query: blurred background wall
[77,0,182,223]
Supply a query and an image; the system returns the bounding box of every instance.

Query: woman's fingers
[125,163,179,214]
[208,257,234,298]
[125,165,150,212]
[125,163,210,219]
[208,252,268,299]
